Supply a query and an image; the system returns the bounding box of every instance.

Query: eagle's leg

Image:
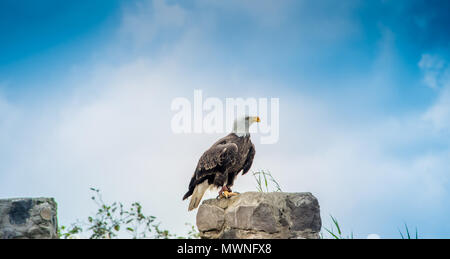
[215,172,239,199]
[224,172,240,198]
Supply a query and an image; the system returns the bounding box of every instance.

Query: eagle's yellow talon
[217,191,226,199]
[221,190,239,199]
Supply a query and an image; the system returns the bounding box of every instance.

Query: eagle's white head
[232,116,261,136]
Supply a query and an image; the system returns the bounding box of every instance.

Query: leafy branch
[59,188,198,239]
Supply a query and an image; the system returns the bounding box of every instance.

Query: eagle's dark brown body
[183,133,255,210]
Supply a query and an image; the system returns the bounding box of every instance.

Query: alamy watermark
[170,90,279,144]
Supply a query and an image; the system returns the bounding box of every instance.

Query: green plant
[252,170,282,192]
[181,223,201,239]
[399,223,418,239]
[323,215,354,239]
[59,188,199,239]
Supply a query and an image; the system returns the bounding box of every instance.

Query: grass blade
[330,215,341,236]
[324,227,340,239]
[405,223,411,239]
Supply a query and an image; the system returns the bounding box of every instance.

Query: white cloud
[418,54,449,89]
[423,87,450,132]
[0,89,23,173]
[420,54,450,133]
[0,91,13,134]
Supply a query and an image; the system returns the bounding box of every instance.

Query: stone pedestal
[196,192,321,239]
[0,198,58,239]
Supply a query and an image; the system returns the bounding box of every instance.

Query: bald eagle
[183,116,260,211]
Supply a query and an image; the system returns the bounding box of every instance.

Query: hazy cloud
[120,0,188,47]
[419,54,449,89]
[420,54,450,132]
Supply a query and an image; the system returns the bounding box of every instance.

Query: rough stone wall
[0,198,58,239]
[196,192,321,239]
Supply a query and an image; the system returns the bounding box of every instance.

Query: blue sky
[1,0,450,238]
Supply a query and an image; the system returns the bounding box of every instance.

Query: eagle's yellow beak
[255,116,261,123]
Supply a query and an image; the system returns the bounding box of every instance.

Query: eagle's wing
[195,142,239,178]
[241,143,255,175]
[182,141,238,202]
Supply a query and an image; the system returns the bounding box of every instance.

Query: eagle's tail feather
[182,190,193,201]
[183,174,197,200]
[188,181,209,211]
